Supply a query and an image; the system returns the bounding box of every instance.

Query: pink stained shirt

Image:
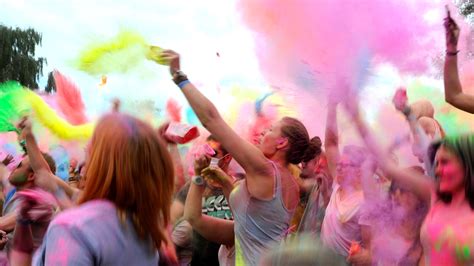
[420,198,474,266]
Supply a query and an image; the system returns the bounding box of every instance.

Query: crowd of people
[0,11,472,266]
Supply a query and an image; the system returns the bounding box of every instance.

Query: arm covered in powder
[343,97,433,203]
[160,50,274,197]
[443,10,474,113]
[18,117,76,209]
[324,99,340,179]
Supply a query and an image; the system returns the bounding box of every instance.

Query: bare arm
[443,11,474,113]
[19,119,76,209]
[324,102,340,179]
[161,51,272,182]
[183,182,234,246]
[444,55,474,113]
[169,144,186,192]
[0,213,17,232]
[170,200,184,227]
[10,222,33,266]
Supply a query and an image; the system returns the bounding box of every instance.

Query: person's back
[33,199,159,265]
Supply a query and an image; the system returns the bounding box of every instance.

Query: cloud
[0,0,266,118]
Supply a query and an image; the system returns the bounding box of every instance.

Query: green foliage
[45,71,56,93]
[0,25,46,89]
[460,1,474,17]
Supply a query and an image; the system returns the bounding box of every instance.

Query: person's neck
[269,153,288,168]
[338,183,361,195]
[450,189,469,209]
[16,182,34,191]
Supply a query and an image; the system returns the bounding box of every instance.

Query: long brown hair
[80,113,174,249]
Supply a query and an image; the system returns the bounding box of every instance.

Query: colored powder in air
[408,80,473,135]
[0,81,31,132]
[27,91,94,140]
[53,70,88,125]
[165,99,182,122]
[238,0,441,98]
[75,30,165,75]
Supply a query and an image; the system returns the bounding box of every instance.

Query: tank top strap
[268,160,283,198]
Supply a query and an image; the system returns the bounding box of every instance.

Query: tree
[460,0,474,18]
[0,25,46,89]
[45,71,56,93]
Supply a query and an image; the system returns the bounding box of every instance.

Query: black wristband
[446,50,460,56]
[172,70,188,85]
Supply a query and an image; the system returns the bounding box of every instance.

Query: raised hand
[161,50,181,75]
[1,154,14,166]
[341,92,360,118]
[17,116,31,131]
[194,155,210,176]
[201,165,233,188]
[392,87,408,112]
[0,230,7,250]
[157,122,176,144]
[444,6,460,52]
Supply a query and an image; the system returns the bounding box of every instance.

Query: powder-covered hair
[80,113,174,249]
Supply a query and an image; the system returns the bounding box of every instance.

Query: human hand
[392,87,408,112]
[0,231,7,250]
[444,6,460,52]
[161,50,181,75]
[157,122,177,144]
[194,155,210,176]
[341,93,360,118]
[201,165,233,188]
[347,242,371,265]
[347,247,371,266]
[146,45,167,65]
[17,116,33,136]
[1,154,14,167]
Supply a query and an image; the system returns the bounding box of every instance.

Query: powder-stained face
[258,121,285,159]
[8,157,33,187]
[335,154,361,186]
[435,146,465,194]
[301,157,318,179]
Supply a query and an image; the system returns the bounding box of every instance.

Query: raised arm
[443,11,474,113]
[183,157,234,246]
[18,118,75,208]
[183,182,234,246]
[324,100,340,179]
[160,51,272,179]
[343,97,433,202]
[158,123,187,192]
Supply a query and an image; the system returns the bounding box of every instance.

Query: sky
[2,0,474,168]
[0,0,268,118]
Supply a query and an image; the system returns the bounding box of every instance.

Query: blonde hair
[80,113,174,249]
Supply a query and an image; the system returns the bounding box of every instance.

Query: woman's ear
[276,137,288,149]
[27,171,35,182]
